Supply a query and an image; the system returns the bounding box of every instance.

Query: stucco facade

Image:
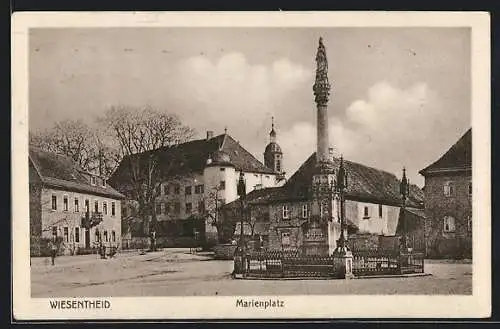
[419,128,472,259]
[31,187,122,255]
[422,174,472,258]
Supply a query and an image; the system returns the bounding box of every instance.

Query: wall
[39,187,122,255]
[423,173,472,258]
[346,200,400,236]
[29,183,43,256]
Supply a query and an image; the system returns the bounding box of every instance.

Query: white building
[109,129,286,248]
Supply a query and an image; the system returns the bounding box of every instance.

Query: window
[112,230,116,242]
[74,198,79,212]
[63,196,68,211]
[444,181,454,197]
[195,184,204,194]
[85,199,90,213]
[102,179,106,187]
[104,231,108,242]
[265,175,270,179]
[174,185,180,194]
[185,186,192,195]
[276,159,281,172]
[281,232,290,246]
[75,227,80,243]
[122,207,127,218]
[282,205,290,219]
[174,202,181,215]
[63,227,69,242]
[95,229,100,242]
[156,203,162,215]
[185,203,192,214]
[220,168,226,172]
[111,202,116,216]
[52,226,58,237]
[103,202,108,215]
[302,204,308,218]
[90,176,96,185]
[363,206,369,218]
[164,185,169,195]
[94,200,99,213]
[219,181,226,190]
[198,201,205,213]
[378,204,383,218]
[51,195,57,210]
[443,216,456,233]
[469,182,472,196]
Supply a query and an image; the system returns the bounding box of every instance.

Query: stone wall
[29,183,42,256]
[424,173,472,259]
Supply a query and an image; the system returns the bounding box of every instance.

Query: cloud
[174,52,310,132]
[278,81,443,186]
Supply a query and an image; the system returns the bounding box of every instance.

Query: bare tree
[30,119,121,178]
[102,105,195,235]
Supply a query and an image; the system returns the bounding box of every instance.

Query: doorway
[85,228,90,248]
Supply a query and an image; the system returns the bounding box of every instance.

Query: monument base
[332,246,354,279]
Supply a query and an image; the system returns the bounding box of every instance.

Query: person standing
[49,238,57,266]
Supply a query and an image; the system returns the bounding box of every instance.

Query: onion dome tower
[264,117,285,181]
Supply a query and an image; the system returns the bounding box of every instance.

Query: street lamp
[400,167,410,251]
[232,170,247,278]
[332,156,354,279]
[334,156,349,251]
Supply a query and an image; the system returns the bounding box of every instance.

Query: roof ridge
[28,150,43,180]
[222,134,269,168]
[419,127,471,175]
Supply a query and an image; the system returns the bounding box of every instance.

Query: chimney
[206,131,214,140]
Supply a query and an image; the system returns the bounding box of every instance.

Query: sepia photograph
[12,12,491,319]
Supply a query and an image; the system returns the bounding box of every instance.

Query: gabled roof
[224,152,424,209]
[109,133,275,187]
[419,128,472,176]
[29,147,125,199]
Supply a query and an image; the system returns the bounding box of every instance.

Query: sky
[29,27,471,186]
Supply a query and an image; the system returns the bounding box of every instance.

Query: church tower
[264,117,285,181]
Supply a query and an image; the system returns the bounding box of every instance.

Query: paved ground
[31,248,472,297]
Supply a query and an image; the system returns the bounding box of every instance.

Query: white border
[12,11,491,320]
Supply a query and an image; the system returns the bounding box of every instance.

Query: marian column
[309,37,337,256]
[313,37,332,168]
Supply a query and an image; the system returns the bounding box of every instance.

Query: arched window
[443,216,456,233]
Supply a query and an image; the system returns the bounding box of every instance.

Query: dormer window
[102,179,106,187]
[90,176,97,186]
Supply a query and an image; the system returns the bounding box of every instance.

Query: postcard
[11,11,491,320]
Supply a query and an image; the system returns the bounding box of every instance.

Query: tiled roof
[29,147,125,199]
[109,133,275,187]
[419,128,472,175]
[224,152,424,209]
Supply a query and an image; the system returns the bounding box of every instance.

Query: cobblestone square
[30,249,472,297]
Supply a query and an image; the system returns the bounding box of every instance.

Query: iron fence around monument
[241,249,425,279]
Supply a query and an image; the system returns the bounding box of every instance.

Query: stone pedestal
[332,246,354,279]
